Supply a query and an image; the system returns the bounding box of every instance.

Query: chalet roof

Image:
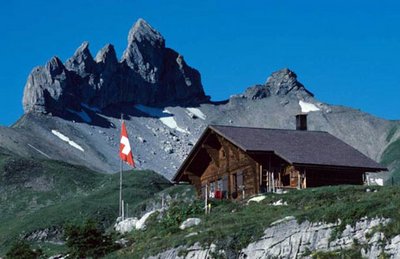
[209,125,386,171]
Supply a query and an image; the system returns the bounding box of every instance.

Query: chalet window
[217,179,223,191]
[238,172,244,189]
[222,176,228,191]
[220,149,226,158]
[212,179,222,199]
[209,181,215,198]
[201,185,206,198]
[220,176,228,199]
[235,171,244,191]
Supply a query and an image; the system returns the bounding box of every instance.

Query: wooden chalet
[173,115,387,199]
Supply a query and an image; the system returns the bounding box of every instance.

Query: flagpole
[119,114,123,219]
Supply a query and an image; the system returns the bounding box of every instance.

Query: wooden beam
[186,171,202,195]
[202,145,220,168]
[304,169,307,189]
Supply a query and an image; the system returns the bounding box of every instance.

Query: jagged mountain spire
[122,18,166,83]
[65,41,96,76]
[22,18,209,116]
[127,18,165,47]
[95,44,118,65]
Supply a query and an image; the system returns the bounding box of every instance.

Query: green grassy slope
[381,126,400,184]
[111,185,400,258]
[0,149,171,255]
[1,124,400,257]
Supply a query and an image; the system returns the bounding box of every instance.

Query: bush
[161,200,204,229]
[64,219,119,258]
[6,240,42,259]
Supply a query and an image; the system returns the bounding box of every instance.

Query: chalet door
[261,169,268,193]
[237,172,244,190]
[222,176,228,198]
[232,172,244,199]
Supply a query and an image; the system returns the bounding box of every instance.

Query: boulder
[136,210,159,230]
[179,218,201,230]
[114,217,138,234]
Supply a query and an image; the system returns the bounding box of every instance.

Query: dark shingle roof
[210,125,386,171]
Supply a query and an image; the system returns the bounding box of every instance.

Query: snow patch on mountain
[51,130,85,152]
[160,111,190,134]
[186,107,206,120]
[135,105,189,133]
[299,100,320,113]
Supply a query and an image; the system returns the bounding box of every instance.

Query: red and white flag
[119,121,135,167]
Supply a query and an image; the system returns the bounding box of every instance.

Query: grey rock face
[22,18,209,116]
[243,84,270,100]
[65,41,96,76]
[266,68,313,97]
[122,18,165,83]
[152,218,400,259]
[22,56,80,114]
[242,68,313,101]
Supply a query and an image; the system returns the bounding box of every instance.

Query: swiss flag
[119,121,135,167]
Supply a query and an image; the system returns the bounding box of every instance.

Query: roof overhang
[292,162,388,172]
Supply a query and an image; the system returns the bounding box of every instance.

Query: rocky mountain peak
[122,19,166,82]
[266,68,296,85]
[65,41,96,75]
[45,56,65,76]
[266,68,313,97]
[128,18,165,47]
[95,44,117,64]
[22,19,209,117]
[242,68,314,100]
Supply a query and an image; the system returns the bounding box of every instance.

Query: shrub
[161,200,203,229]
[5,240,42,259]
[64,219,119,258]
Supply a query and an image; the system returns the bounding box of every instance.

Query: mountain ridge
[1,18,398,182]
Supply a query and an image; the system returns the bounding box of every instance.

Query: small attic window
[220,149,226,158]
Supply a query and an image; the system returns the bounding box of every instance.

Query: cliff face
[22,18,209,116]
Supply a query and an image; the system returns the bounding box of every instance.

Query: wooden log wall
[199,136,259,199]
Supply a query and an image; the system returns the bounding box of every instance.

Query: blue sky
[0,0,399,126]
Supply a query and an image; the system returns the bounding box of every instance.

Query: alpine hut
[172,115,387,199]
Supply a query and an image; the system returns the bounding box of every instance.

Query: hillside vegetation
[110,185,400,258]
[0,148,172,255]
[1,144,400,258]
[381,126,400,184]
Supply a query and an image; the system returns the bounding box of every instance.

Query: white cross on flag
[119,121,135,167]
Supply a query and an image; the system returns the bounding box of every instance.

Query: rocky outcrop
[24,227,64,245]
[266,68,313,97]
[23,56,80,114]
[151,217,400,259]
[240,217,395,258]
[243,68,314,100]
[22,19,209,116]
